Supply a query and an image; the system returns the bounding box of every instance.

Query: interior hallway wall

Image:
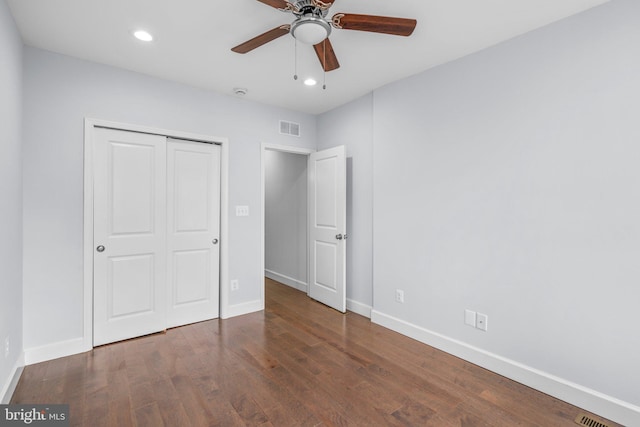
[0,0,24,402]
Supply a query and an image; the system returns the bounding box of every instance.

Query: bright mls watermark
[0,405,69,427]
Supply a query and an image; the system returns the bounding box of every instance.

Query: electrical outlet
[4,337,9,359]
[464,309,477,327]
[231,280,239,291]
[395,289,404,303]
[476,313,488,331]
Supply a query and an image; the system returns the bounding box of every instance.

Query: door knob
[96,245,105,252]
[336,234,343,240]
[212,238,219,245]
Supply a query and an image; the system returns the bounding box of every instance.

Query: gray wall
[0,0,23,402]
[21,47,316,351]
[264,150,308,287]
[317,94,374,311]
[371,0,638,412]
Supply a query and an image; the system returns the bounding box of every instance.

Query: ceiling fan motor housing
[290,0,330,18]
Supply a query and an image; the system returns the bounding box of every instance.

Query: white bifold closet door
[93,128,220,346]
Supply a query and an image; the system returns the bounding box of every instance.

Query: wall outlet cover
[476,313,488,331]
[464,309,477,327]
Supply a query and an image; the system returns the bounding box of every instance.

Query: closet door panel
[93,128,167,346]
[166,139,221,327]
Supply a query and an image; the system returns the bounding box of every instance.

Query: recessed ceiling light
[304,78,317,86]
[133,30,153,42]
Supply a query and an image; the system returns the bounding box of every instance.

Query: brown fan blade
[231,25,291,54]
[332,13,417,36]
[313,38,340,71]
[256,0,289,10]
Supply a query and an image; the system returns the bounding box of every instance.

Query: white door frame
[260,143,315,309]
[83,118,230,351]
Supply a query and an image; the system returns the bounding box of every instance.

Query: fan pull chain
[293,39,298,81]
[323,40,327,90]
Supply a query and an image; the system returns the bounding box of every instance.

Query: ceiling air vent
[574,414,611,427]
[280,120,300,137]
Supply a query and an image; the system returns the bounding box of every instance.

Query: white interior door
[166,139,221,328]
[308,145,347,312]
[93,128,167,346]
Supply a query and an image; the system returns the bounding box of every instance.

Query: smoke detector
[233,87,248,96]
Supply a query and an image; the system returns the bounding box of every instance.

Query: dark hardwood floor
[11,278,619,426]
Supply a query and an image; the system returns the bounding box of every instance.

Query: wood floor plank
[107,398,134,427]
[9,278,622,426]
[134,402,165,427]
[129,382,156,412]
[82,388,109,427]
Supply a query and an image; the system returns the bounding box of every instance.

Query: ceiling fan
[231,0,417,72]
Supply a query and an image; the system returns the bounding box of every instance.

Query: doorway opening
[261,144,314,308]
[260,143,347,313]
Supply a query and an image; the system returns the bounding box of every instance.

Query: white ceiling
[7,0,609,114]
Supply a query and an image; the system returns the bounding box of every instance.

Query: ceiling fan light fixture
[291,16,331,45]
[304,78,317,86]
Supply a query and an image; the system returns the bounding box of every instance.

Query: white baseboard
[1,353,24,404]
[371,310,640,427]
[347,299,372,318]
[24,337,89,366]
[265,270,308,292]
[223,299,263,319]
